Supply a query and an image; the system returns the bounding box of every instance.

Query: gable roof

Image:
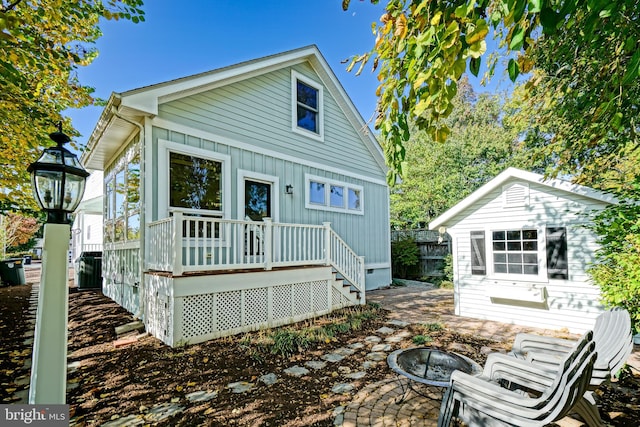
[81,45,385,172]
[429,167,617,230]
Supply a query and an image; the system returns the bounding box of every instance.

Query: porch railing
[146,213,364,296]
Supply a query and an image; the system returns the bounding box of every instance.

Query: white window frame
[291,70,324,142]
[485,226,549,283]
[304,174,364,215]
[236,170,280,222]
[158,139,231,220]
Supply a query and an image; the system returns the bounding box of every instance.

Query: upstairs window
[292,71,323,140]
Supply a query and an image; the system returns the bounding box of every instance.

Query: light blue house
[81,46,391,346]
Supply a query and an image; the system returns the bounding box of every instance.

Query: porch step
[115,320,145,336]
[332,271,361,303]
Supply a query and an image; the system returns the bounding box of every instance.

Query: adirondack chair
[437,331,597,427]
[509,307,633,426]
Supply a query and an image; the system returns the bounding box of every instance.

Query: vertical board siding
[449,180,609,333]
[152,126,389,266]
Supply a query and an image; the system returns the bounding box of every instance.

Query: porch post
[263,218,273,271]
[173,212,183,276]
[358,255,366,304]
[323,222,331,266]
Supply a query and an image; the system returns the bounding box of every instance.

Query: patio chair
[437,331,597,427]
[509,307,633,426]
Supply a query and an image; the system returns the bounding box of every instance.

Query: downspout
[111,106,147,321]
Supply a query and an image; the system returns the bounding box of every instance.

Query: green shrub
[391,237,420,278]
[412,334,433,345]
[423,322,444,332]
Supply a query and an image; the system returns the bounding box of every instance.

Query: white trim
[291,70,324,142]
[236,169,280,222]
[158,139,231,219]
[364,262,390,270]
[120,47,322,115]
[305,173,364,215]
[151,117,387,186]
[430,167,617,230]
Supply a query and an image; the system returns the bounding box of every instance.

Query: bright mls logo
[1,405,68,426]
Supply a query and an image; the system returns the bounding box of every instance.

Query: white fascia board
[119,46,322,116]
[429,167,617,230]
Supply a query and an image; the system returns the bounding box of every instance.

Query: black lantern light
[27,124,90,224]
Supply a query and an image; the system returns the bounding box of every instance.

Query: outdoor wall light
[285,185,293,195]
[27,124,90,224]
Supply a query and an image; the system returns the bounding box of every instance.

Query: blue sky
[66,1,506,148]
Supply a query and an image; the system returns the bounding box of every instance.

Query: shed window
[546,227,568,279]
[471,231,486,275]
[492,229,538,275]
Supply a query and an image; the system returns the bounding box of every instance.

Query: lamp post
[27,124,89,404]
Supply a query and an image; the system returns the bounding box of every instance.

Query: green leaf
[512,0,526,22]
[470,57,481,76]
[621,50,640,85]
[540,7,561,34]
[508,58,520,81]
[509,25,525,50]
[528,0,542,13]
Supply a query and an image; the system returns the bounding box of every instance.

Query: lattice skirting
[176,280,332,345]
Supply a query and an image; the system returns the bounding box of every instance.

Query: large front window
[169,152,222,212]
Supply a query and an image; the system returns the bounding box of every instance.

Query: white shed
[429,168,616,333]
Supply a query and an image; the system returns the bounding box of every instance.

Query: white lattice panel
[216,291,242,331]
[313,280,329,312]
[244,288,269,326]
[332,287,349,309]
[273,285,292,320]
[292,283,313,316]
[182,294,214,338]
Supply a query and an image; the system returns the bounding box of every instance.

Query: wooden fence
[391,229,451,279]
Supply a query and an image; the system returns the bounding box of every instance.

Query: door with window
[243,179,272,260]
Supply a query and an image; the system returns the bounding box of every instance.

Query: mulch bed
[1,281,639,426]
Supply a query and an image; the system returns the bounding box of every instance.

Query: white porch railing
[146,213,365,296]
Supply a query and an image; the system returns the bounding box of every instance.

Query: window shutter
[546,227,568,279]
[470,231,486,275]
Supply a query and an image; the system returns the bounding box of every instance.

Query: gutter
[110,106,147,322]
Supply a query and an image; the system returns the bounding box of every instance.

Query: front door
[244,179,272,221]
[243,179,272,260]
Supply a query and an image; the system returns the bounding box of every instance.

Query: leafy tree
[587,194,640,333]
[343,0,640,185]
[390,78,536,228]
[1,213,40,258]
[0,0,144,213]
